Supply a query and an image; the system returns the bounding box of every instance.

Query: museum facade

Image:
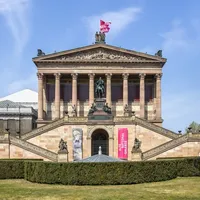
[0,39,200,162]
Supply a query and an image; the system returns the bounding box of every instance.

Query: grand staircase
[142,134,188,160]
[134,116,179,139]
[10,136,57,161]
[22,117,67,140]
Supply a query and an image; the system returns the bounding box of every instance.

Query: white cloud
[160,20,189,52]
[0,0,31,54]
[84,7,142,41]
[7,73,37,94]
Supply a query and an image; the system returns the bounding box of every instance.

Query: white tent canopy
[0,89,38,103]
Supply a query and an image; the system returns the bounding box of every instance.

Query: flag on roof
[100,20,111,33]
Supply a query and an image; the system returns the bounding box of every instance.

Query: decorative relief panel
[54,49,149,61]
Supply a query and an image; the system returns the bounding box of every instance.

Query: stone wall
[113,125,171,160]
[0,143,9,158]
[10,145,45,160]
[151,142,200,160]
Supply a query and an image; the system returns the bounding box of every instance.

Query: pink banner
[118,128,128,159]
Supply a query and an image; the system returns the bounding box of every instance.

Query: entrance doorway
[91,129,109,156]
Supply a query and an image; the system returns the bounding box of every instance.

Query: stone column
[54,73,61,119]
[122,73,129,107]
[109,137,114,157]
[139,73,146,118]
[71,73,78,107]
[37,73,43,120]
[89,73,95,106]
[155,73,162,119]
[106,74,112,106]
[43,75,47,116]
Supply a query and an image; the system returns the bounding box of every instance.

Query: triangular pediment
[33,44,166,63]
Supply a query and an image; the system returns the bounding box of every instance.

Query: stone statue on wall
[124,104,129,112]
[95,31,106,43]
[155,50,162,57]
[95,77,105,98]
[37,49,45,56]
[132,138,141,151]
[103,103,111,114]
[88,103,97,115]
[71,104,77,116]
[58,139,68,152]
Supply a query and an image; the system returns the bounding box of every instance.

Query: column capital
[71,73,78,80]
[105,73,112,79]
[37,73,43,80]
[88,73,95,79]
[122,73,129,80]
[139,73,146,79]
[54,73,61,80]
[155,73,163,80]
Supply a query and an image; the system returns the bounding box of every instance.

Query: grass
[0,177,200,200]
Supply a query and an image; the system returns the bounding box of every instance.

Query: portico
[34,43,165,124]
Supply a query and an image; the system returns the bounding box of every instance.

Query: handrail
[10,136,57,161]
[22,117,67,140]
[143,134,188,160]
[134,116,179,139]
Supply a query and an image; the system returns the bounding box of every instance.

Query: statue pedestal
[58,150,68,162]
[124,111,130,117]
[131,149,142,161]
[88,98,113,121]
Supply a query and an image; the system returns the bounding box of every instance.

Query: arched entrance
[91,129,109,156]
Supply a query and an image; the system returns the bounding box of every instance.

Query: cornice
[33,43,167,63]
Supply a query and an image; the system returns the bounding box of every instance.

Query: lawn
[0,177,200,200]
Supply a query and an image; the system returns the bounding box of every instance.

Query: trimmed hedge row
[0,159,43,179]
[0,160,24,179]
[25,160,178,185]
[1,158,199,185]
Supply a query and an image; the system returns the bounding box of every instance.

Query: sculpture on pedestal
[95,77,105,98]
[88,103,97,115]
[155,50,162,57]
[37,49,45,56]
[58,139,68,152]
[95,32,106,43]
[71,104,77,116]
[103,103,111,114]
[132,138,142,152]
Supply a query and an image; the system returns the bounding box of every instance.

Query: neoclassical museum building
[0,35,200,162]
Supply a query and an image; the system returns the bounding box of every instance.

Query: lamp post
[5,128,10,159]
[17,106,21,139]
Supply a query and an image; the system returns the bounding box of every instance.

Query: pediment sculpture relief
[55,49,147,61]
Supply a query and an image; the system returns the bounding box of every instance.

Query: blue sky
[0,0,199,132]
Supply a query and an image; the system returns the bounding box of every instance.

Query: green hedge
[0,159,43,179]
[25,160,178,185]
[0,160,24,179]
[1,158,199,185]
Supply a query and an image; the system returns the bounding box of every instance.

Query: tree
[185,121,200,133]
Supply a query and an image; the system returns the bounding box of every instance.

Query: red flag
[100,20,111,33]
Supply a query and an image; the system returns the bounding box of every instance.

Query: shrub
[0,160,24,179]
[0,159,43,179]
[25,160,178,185]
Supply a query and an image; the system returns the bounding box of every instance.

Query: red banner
[118,128,128,159]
